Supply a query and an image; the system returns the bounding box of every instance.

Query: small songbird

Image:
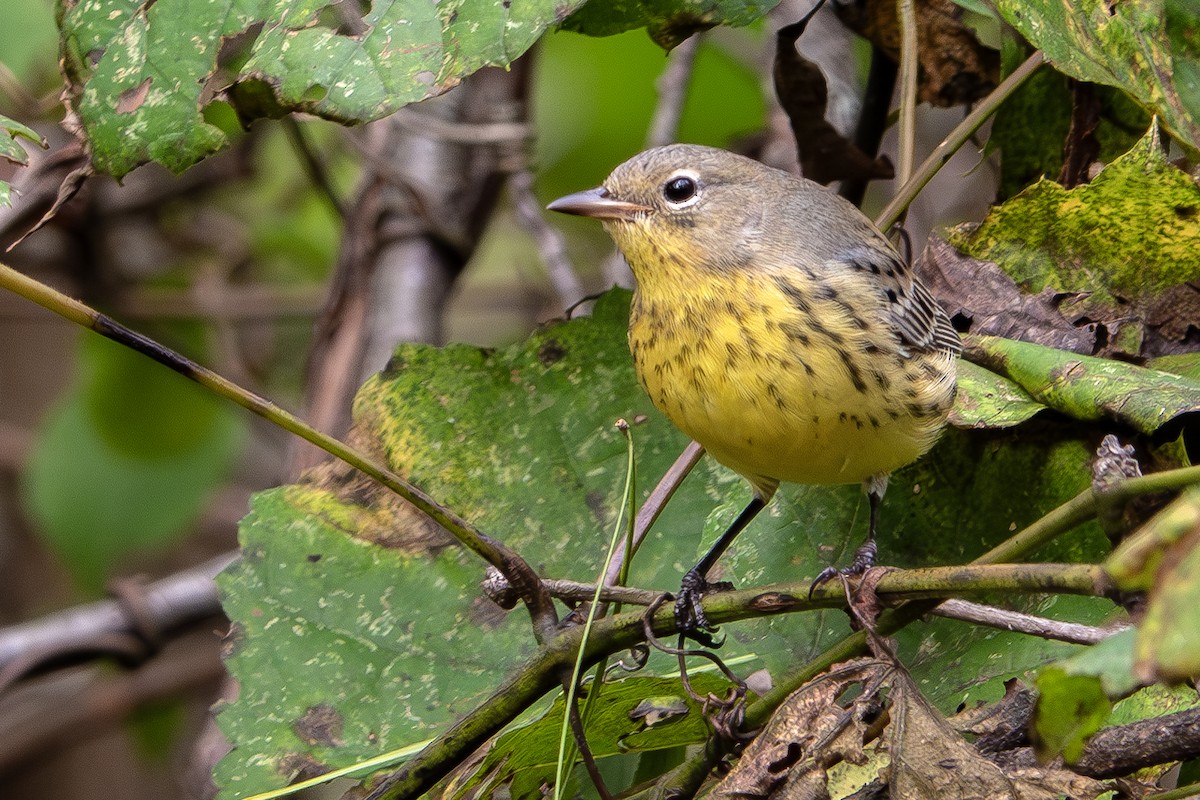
[548,144,960,637]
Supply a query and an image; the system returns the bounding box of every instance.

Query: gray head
[548,144,880,271]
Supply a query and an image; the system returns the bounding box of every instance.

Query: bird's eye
[662,175,698,205]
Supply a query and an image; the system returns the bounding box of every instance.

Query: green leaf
[1106,487,1200,592]
[452,674,728,798]
[1033,628,1200,765]
[950,359,1047,430]
[1109,681,1200,727]
[216,290,1113,795]
[0,113,43,164]
[963,335,1200,435]
[215,487,526,798]
[995,0,1200,150]
[0,112,47,207]
[989,67,1148,200]
[1052,627,1141,699]
[59,0,590,177]
[561,0,780,50]
[1132,498,1200,683]
[949,125,1200,358]
[20,333,244,593]
[1034,667,1113,763]
[1106,489,1200,682]
[1150,352,1200,382]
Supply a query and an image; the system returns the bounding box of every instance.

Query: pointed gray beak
[547,187,651,221]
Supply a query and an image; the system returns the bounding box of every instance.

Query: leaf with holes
[58,0,590,177]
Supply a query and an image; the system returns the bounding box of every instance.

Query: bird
[547,144,960,639]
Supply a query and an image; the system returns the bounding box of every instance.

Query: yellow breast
[626,250,954,497]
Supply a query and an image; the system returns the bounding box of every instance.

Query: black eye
[663,176,697,204]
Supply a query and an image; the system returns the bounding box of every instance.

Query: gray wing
[844,247,962,356]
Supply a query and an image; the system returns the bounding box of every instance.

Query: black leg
[675,495,767,638]
[846,485,881,573]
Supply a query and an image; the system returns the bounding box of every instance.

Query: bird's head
[548,144,776,276]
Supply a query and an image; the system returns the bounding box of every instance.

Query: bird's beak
[547,187,651,221]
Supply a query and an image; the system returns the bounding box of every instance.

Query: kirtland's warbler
[549,144,960,637]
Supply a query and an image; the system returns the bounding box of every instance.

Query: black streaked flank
[839,350,868,393]
[773,275,812,313]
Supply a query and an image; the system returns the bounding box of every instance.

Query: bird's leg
[675,494,768,641]
[810,474,888,595]
[847,483,883,572]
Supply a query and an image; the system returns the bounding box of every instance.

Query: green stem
[895,0,918,188]
[1106,463,1200,502]
[0,261,559,640]
[367,561,1112,800]
[975,463,1200,566]
[656,457,1144,796]
[1147,782,1200,800]
[874,50,1045,231]
[975,486,1099,565]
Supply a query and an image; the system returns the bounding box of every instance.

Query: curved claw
[808,566,840,599]
[808,538,880,599]
[673,570,732,647]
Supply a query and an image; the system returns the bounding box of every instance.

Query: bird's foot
[808,538,878,598]
[673,570,734,648]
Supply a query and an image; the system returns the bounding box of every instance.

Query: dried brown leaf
[916,237,1097,353]
[832,0,998,106]
[887,668,1109,800]
[714,659,1112,799]
[710,659,885,799]
[775,17,894,186]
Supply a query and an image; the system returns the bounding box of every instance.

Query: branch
[365,562,1115,800]
[0,553,232,682]
[0,260,559,642]
[646,34,702,148]
[995,707,1200,779]
[489,563,1113,611]
[509,168,586,309]
[930,598,1122,645]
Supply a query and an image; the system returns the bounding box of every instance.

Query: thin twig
[646,35,702,148]
[602,441,705,588]
[875,50,1045,231]
[282,116,347,218]
[510,169,586,309]
[562,672,614,800]
[930,598,1123,645]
